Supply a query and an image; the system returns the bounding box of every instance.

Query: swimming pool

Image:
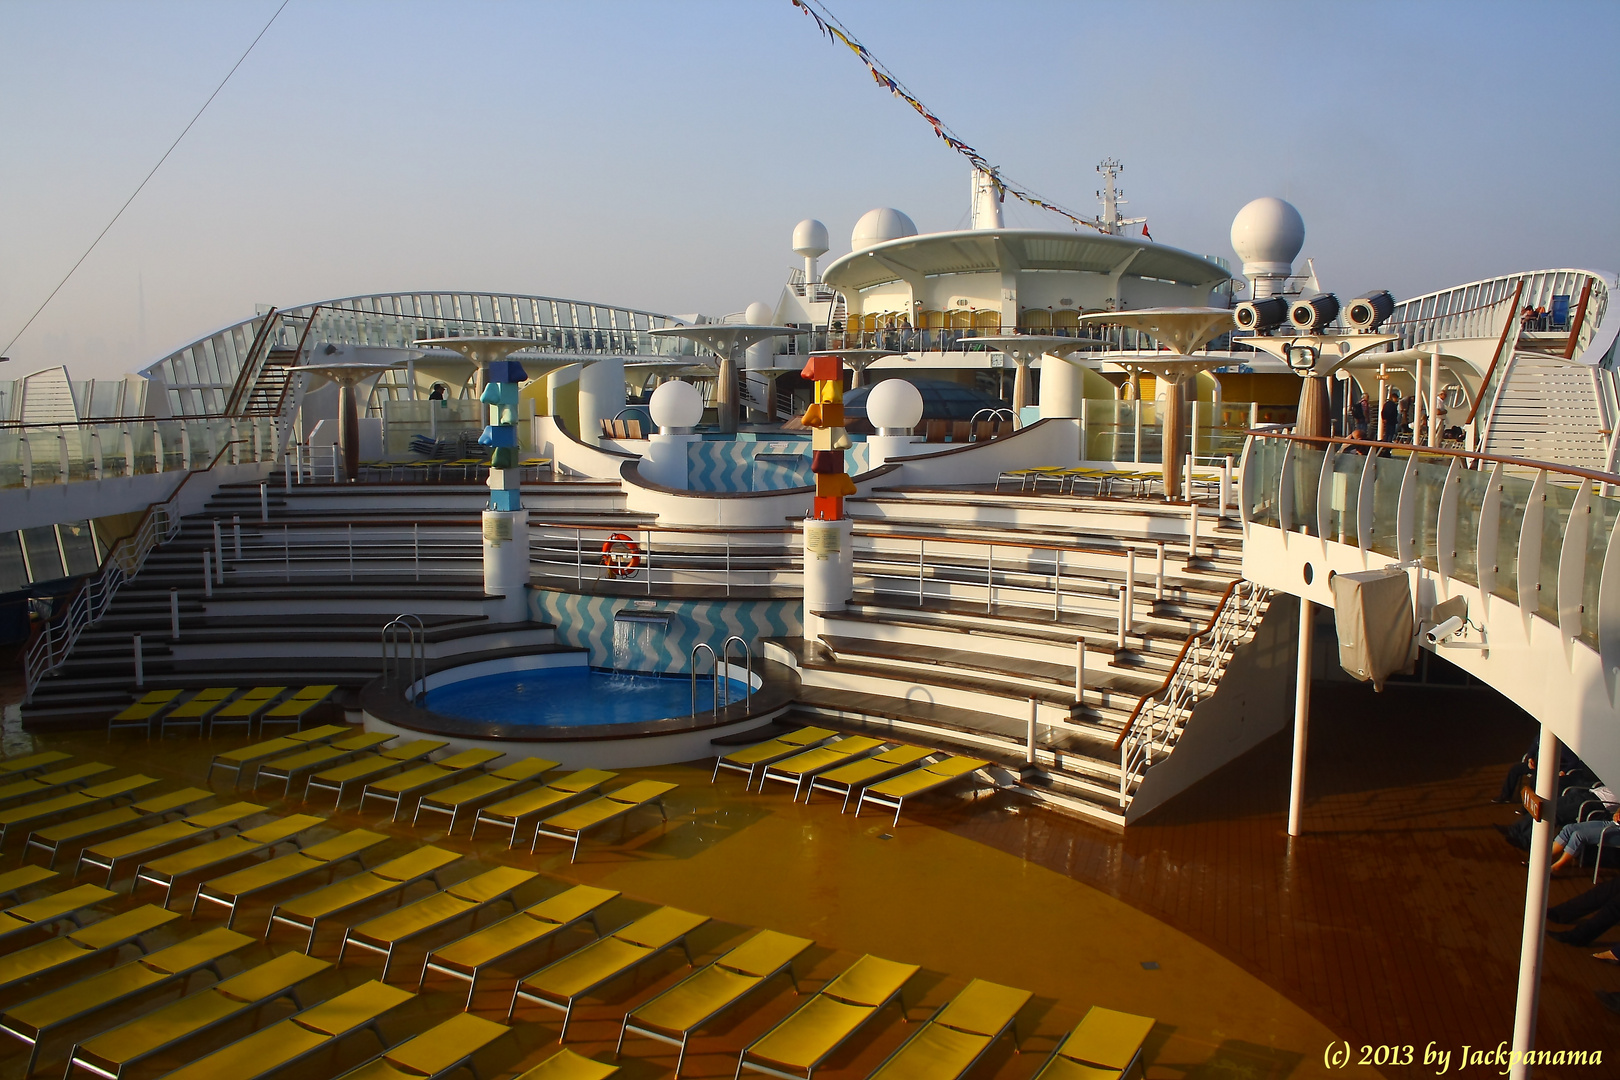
[425,666,752,727]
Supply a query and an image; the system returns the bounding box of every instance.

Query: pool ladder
[382,614,426,705]
[690,636,753,718]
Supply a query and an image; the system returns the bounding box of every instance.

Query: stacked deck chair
[0,775,159,847]
[532,780,675,863]
[360,749,503,822]
[266,845,461,953]
[24,787,209,868]
[713,727,835,790]
[158,687,239,737]
[76,801,265,886]
[105,690,184,738]
[205,686,288,737]
[618,929,813,1076]
[339,866,537,981]
[64,951,330,1080]
[132,813,325,907]
[190,827,386,928]
[735,954,919,1080]
[253,733,397,798]
[865,979,1031,1080]
[760,737,886,801]
[206,726,350,788]
[305,739,447,806]
[328,1012,509,1080]
[258,685,341,736]
[414,758,558,833]
[472,769,617,849]
[855,757,992,826]
[0,905,179,994]
[1031,1006,1156,1080]
[807,746,935,811]
[508,905,710,1038]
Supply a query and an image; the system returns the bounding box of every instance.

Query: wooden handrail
[1112,577,1245,752]
[1249,429,1620,487]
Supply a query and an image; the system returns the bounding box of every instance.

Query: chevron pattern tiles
[529,588,803,673]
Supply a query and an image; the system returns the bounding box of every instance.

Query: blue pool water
[425,667,751,727]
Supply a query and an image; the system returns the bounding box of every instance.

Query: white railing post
[1124,548,1136,628]
[917,539,925,606]
[203,550,212,598]
[1117,585,1128,650]
[1052,548,1062,620]
[1156,541,1166,600]
[133,633,143,688]
[259,481,269,522]
[1189,502,1200,562]
[284,525,291,582]
[1074,639,1085,703]
[232,516,242,560]
[1026,697,1038,766]
[985,544,994,613]
[1222,455,1233,517]
[576,529,583,590]
[169,588,179,638]
[413,523,420,582]
[212,521,224,582]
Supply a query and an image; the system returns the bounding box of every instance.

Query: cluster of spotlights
[1233,290,1394,334]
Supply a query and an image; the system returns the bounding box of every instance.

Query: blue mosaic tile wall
[528,589,804,673]
[685,439,871,492]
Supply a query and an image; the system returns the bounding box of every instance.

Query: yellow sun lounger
[806,746,936,811]
[189,827,386,928]
[155,979,414,1080]
[360,749,503,821]
[204,686,288,737]
[0,883,117,946]
[25,787,211,869]
[1031,1006,1156,1080]
[76,801,265,886]
[736,954,920,1080]
[0,926,252,1076]
[0,775,160,847]
[304,739,448,805]
[332,1011,508,1080]
[865,978,1032,1080]
[258,685,341,736]
[413,758,559,833]
[206,727,348,788]
[0,905,179,993]
[0,866,57,906]
[533,780,676,863]
[512,1048,619,1080]
[855,757,992,827]
[157,688,239,737]
[64,951,330,1080]
[105,691,185,737]
[267,845,461,953]
[133,813,325,907]
[339,866,536,981]
[253,732,396,797]
[508,905,710,1038]
[619,929,812,1076]
[713,727,836,789]
[471,769,617,849]
[0,752,72,778]
[760,737,886,801]
[421,883,619,1009]
[0,763,116,807]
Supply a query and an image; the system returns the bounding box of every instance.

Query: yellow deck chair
[267,845,461,953]
[619,929,812,1076]
[259,684,340,735]
[105,690,184,738]
[359,749,502,821]
[1031,1006,1156,1080]
[156,979,414,1080]
[76,800,265,886]
[420,883,618,1009]
[24,787,210,868]
[66,951,330,1080]
[414,757,559,833]
[507,905,710,1038]
[737,954,920,1080]
[512,1048,618,1080]
[865,979,1032,1080]
[0,926,251,1076]
[0,762,114,807]
[206,686,288,737]
[132,812,325,907]
[760,737,886,801]
[332,1011,508,1080]
[0,751,71,778]
[190,827,386,928]
[158,687,239,737]
[339,865,536,981]
[470,769,617,849]
[0,774,159,846]
[713,727,835,789]
[0,866,56,906]
[532,780,675,862]
[806,745,935,811]
[304,739,448,805]
[0,905,178,993]
[253,732,396,797]
[0,883,116,945]
[855,757,992,826]
[206,727,346,788]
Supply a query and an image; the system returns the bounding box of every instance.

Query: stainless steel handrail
[381,614,426,704]
[721,635,753,707]
[690,643,719,719]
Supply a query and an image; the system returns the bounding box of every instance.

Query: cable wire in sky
[2,0,292,357]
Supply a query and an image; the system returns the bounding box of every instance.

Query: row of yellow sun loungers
[25,787,212,868]
[0,774,160,847]
[191,827,387,927]
[107,684,341,739]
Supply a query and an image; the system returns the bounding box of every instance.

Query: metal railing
[530,525,801,595]
[216,523,481,584]
[1114,578,1271,809]
[722,635,753,708]
[690,643,719,718]
[0,417,278,490]
[382,614,426,704]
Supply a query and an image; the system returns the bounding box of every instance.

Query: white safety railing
[1115,578,1270,809]
[530,525,801,595]
[285,444,343,485]
[218,523,481,583]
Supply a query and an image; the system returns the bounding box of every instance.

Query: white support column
[803,518,855,641]
[1509,723,1560,1079]
[1428,347,1442,448]
[1288,596,1313,836]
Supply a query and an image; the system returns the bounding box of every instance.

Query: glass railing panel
[1247,437,1283,527]
[1082,399,1134,461]
[24,431,63,486]
[1494,472,1533,605]
[1538,481,1576,624]
[158,421,188,473]
[1324,451,1362,545]
[1137,401,1161,464]
[0,431,25,489]
[96,424,128,477]
[130,424,157,475]
[1368,454,1406,558]
[1450,466,1490,587]
[1291,445,1325,536]
[1412,459,1450,571]
[1581,493,1619,648]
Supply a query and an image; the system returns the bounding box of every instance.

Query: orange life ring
[600,533,642,578]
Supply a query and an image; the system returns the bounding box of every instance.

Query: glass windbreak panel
[57,521,98,577]
[158,421,187,472]
[24,431,62,485]
[0,431,23,489]
[1325,450,1364,545]
[67,428,95,482]
[1082,399,1130,462]
[0,533,27,593]
[97,425,127,476]
[1367,454,1407,558]
[1494,472,1533,605]
[1581,494,1619,648]
[1291,446,1325,536]
[1412,459,1450,571]
[1538,481,1577,625]
[1137,400,1161,463]
[1450,466,1490,587]
[130,425,156,475]
[1247,437,1283,527]
[21,526,64,581]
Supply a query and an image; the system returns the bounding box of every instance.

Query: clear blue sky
[3,0,1617,380]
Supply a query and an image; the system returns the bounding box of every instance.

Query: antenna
[1094,158,1145,236]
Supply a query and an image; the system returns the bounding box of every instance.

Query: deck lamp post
[649,324,799,434]
[296,360,401,482]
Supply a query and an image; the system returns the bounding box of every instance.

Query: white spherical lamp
[649,380,704,433]
[866,378,924,435]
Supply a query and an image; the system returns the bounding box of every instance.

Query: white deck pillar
[1287,597,1312,836]
[1509,723,1560,1078]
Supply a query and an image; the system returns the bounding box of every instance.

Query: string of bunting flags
[788,0,1107,235]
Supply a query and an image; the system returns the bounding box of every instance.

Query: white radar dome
[852,208,917,252]
[744,301,773,325]
[649,379,704,432]
[866,378,924,433]
[1230,197,1305,278]
[792,219,829,258]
